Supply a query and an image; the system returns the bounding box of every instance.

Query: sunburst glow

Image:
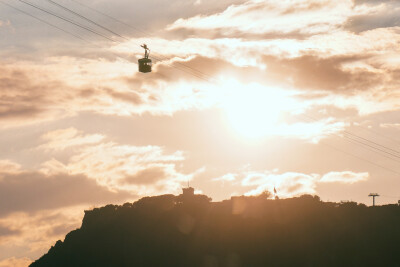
[221,81,299,139]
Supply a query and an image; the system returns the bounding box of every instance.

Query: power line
[0,0,87,43]
[1,0,165,80]
[67,0,217,81]
[301,114,400,163]
[70,0,149,37]
[298,114,400,176]
[319,135,400,176]
[6,0,205,83]
[46,0,126,40]
[9,0,400,178]
[301,113,400,161]
[17,0,220,83]
[352,123,400,146]
[17,0,117,42]
[343,134,400,162]
[54,0,400,167]
[57,0,400,170]
[344,131,400,156]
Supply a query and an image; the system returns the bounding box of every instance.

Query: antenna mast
[368,193,379,206]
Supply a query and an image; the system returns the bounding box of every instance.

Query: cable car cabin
[138,58,152,73]
[138,44,151,73]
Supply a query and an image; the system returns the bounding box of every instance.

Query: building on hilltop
[182,186,194,196]
[177,186,211,204]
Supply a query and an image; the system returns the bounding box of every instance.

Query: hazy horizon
[1,0,400,265]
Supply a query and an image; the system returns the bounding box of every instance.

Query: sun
[221,81,297,139]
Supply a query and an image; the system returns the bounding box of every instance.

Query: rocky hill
[30,191,400,266]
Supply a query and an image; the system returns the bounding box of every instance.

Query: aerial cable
[12,0,400,163]
[69,0,149,37]
[315,132,400,176]
[67,0,217,81]
[352,123,400,146]
[9,0,400,177]
[2,1,171,80]
[344,131,400,155]
[63,0,400,160]
[342,135,400,163]
[12,0,215,83]
[0,1,87,43]
[299,114,400,170]
[302,113,400,157]
[299,114,400,163]
[17,0,117,42]
[45,0,127,40]
[21,0,220,82]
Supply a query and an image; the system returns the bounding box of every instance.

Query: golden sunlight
[221,81,298,139]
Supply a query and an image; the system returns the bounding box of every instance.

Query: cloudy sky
[1,0,400,265]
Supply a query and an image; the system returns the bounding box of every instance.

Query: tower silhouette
[368,193,379,206]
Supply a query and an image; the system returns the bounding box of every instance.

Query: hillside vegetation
[31,192,400,267]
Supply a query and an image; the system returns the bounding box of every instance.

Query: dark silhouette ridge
[30,191,400,267]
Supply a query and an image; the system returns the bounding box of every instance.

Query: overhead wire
[1,1,171,88]
[69,0,149,37]
[0,0,87,43]
[301,113,400,161]
[353,123,400,146]
[16,0,117,42]
[343,131,400,156]
[66,0,218,81]
[7,0,400,181]
[298,114,400,174]
[46,0,126,39]
[342,134,400,161]
[16,0,211,81]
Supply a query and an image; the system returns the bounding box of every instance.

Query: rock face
[30,194,400,267]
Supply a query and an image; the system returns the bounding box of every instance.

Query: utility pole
[368,193,379,206]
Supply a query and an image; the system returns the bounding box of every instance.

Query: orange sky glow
[1,0,400,265]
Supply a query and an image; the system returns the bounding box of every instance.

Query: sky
[1,0,400,265]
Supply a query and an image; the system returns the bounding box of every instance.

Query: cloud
[320,171,369,184]
[0,160,22,174]
[0,170,133,216]
[0,56,222,128]
[0,225,19,237]
[122,166,168,185]
[342,0,400,33]
[0,257,32,267]
[380,123,400,129]
[242,171,319,197]
[217,169,370,198]
[65,142,192,195]
[263,54,382,92]
[167,0,353,37]
[212,173,236,182]
[2,29,400,130]
[35,127,195,196]
[38,128,105,151]
[0,207,83,262]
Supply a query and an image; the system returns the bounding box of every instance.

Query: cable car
[138,44,152,73]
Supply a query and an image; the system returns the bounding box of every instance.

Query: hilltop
[30,189,400,267]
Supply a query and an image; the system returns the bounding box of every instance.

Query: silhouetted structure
[138,44,152,73]
[176,186,211,205]
[30,193,400,267]
[368,193,379,206]
[182,186,194,196]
